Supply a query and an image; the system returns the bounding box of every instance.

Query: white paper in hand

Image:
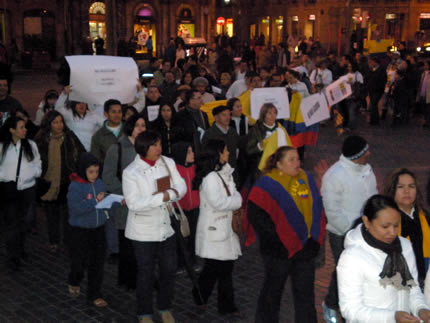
[300,93,330,126]
[96,194,124,209]
[147,105,160,122]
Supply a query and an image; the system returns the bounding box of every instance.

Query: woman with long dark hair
[247,146,325,323]
[384,168,430,285]
[150,104,176,157]
[192,139,242,315]
[0,116,41,270]
[337,195,430,322]
[55,86,104,151]
[34,110,85,253]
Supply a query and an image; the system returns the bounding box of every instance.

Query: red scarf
[141,156,156,166]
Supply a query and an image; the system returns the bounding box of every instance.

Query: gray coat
[102,135,136,229]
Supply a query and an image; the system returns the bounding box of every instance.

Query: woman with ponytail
[247,146,325,323]
[0,116,41,271]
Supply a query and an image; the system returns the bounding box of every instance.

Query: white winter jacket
[55,93,104,151]
[123,156,186,242]
[0,140,42,190]
[195,164,242,261]
[321,155,378,236]
[337,224,430,323]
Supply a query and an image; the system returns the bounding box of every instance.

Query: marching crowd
[1,37,430,323]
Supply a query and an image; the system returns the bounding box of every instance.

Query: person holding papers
[123,131,186,323]
[67,152,108,307]
[285,69,310,99]
[142,85,166,122]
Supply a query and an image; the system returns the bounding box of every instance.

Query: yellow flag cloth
[258,123,293,171]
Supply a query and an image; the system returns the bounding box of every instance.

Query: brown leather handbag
[216,172,243,235]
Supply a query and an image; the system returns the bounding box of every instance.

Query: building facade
[0,0,216,61]
[216,0,430,54]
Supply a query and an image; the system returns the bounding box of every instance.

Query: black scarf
[361,225,416,290]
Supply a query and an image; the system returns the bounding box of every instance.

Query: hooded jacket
[321,155,378,236]
[337,224,429,323]
[171,142,200,211]
[67,153,107,229]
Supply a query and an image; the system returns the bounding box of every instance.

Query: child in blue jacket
[67,152,108,307]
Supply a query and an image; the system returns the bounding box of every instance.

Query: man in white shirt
[310,60,333,92]
[321,135,378,323]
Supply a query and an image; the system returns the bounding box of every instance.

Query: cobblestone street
[1,70,430,322]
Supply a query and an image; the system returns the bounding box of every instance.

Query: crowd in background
[1,33,430,323]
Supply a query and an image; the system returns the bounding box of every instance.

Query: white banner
[66,55,139,107]
[250,87,290,120]
[325,77,352,106]
[300,93,330,126]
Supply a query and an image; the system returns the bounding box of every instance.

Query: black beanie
[77,152,100,181]
[342,135,369,160]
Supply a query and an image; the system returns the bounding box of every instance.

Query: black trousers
[1,187,35,261]
[369,93,383,124]
[133,236,177,316]
[325,232,345,310]
[177,208,199,267]
[68,225,106,302]
[194,258,237,313]
[117,229,137,289]
[45,202,68,245]
[255,250,317,323]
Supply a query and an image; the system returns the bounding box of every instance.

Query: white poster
[147,105,160,122]
[300,93,330,126]
[325,77,352,106]
[66,55,139,107]
[250,87,290,120]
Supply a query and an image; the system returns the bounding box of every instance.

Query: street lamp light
[224,0,231,4]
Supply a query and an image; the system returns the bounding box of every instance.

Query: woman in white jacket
[192,138,242,315]
[0,116,41,271]
[123,131,186,323]
[337,195,430,323]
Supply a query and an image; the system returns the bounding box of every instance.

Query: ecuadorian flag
[246,169,326,257]
[200,89,256,126]
[258,123,293,171]
[283,92,319,148]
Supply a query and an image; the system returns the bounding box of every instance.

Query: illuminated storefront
[177,8,195,39]
[216,16,233,37]
[133,5,156,57]
[89,2,106,42]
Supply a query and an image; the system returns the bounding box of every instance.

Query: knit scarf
[41,133,64,201]
[361,225,416,290]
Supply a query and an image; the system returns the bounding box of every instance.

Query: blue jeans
[133,235,177,316]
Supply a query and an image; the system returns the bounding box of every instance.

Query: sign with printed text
[325,77,352,106]
[66,55,139,107]
[300,93,330,126]
[250,87,290,120]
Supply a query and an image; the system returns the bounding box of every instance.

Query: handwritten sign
[250,87,290,120]
[66,55,139,107]
[300,93,330,126]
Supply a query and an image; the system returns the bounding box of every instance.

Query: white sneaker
[322,302,338,323]
[160,311,175,323]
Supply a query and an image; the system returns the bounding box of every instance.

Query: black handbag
[0,144,23,202]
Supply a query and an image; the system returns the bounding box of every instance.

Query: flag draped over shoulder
[258,123,293,171]
[201,100,227,126]
[283,92,319,147]
[245,169,326,258]
[201,89,256,126]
